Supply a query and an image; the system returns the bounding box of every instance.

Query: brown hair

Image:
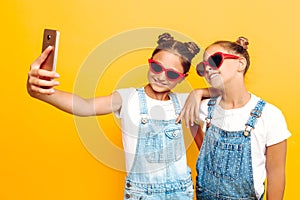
[208,36,250,75]
[152,33,200,74]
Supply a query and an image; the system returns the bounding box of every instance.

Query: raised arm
[27,46,122,116]
[266,140,287,200]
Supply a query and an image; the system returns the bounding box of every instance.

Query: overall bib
[124,88,194,200]
[196,98,266,200]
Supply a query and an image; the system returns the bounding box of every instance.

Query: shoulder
[172,92,189,105]
[249,93,286,122]
[251,94,291,145]
[114,87,139,118]
[115,87,136,97]
[262,100,289,131]
[114,87,138,108]
[250,94,286,120]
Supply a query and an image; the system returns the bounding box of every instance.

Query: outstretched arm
[266,140,287,200]
[27,46,122,116]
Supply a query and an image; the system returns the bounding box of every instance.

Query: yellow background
[1,0,299,199]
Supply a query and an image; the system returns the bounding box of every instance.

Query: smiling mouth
[152,78,168,86]
[208,73,220,81]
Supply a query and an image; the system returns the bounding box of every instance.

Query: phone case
[40,29,60,71]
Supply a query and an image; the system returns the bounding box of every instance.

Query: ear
[237,57,247,72]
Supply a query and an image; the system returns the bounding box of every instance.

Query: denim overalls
[124,88,194,200]
[196,97,266,200]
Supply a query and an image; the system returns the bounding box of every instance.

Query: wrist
[195,88,210,98]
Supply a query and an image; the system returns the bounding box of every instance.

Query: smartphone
[40,29,60,71]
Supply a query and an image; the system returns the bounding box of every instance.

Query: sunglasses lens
[208,54,222,68]
[150,62,163,73]
[196,62,205,76]
[166,71,180,80]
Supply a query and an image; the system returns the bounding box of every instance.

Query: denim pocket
[164,125,185,162]
[145,124,184,163]
[145,131,162,163]
[205,137,243,180]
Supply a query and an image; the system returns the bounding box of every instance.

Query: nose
[205,64,213,75]
[156,71,167,80]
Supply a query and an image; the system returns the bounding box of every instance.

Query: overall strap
[206,97,218,128]
[244,99,266,136]
[168,92,181,116]
[137,88,148,124]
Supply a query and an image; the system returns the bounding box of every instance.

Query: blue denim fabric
[124,176,194,199]
[196,98,265,200]
[123,88,193,200]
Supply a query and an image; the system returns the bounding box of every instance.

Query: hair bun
[236,36,249,50]
[185,42,200,56]
[157,33,174,44]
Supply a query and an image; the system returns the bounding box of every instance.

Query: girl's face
[203,45,241,89]
[148,50,185,93]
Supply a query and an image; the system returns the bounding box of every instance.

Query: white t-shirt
[114,87,189,172]
[198,93,291,198]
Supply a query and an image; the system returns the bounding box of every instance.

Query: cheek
[169,78,182,87]
[220,65,235,78]
[147,70,154,79]
[148,70,167,81]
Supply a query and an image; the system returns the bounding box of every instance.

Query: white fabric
[199,93,291,198]
[114,87,189,172]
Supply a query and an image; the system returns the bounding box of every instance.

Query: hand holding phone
[40,29,60,71]
[39,29,60,88]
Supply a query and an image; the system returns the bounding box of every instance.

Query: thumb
[31,46,53,70]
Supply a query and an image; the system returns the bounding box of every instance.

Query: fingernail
[54,73,60,78]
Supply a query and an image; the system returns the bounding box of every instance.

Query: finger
[189,105,195,127]
[176,110,184,124]
[28,75,59,88]
[194,103,200,122]
[30,84,55,94]
[29,68,59,79]
[184,106,191,129]
[38,69,59,78]
[30,46,53,70]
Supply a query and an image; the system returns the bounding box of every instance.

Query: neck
[144,84,170,101]
[219,83,250,109]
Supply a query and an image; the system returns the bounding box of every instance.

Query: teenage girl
[27,33,208,199]
[182,37,291,200]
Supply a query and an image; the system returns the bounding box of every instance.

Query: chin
[209,77,224,90]
[150,83,171,93]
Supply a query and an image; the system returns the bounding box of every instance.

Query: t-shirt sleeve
[176,92,208,124]
[114,87,136,118]
[263,104,292,146]
[175,93,189,108]
[176,92,210,116]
